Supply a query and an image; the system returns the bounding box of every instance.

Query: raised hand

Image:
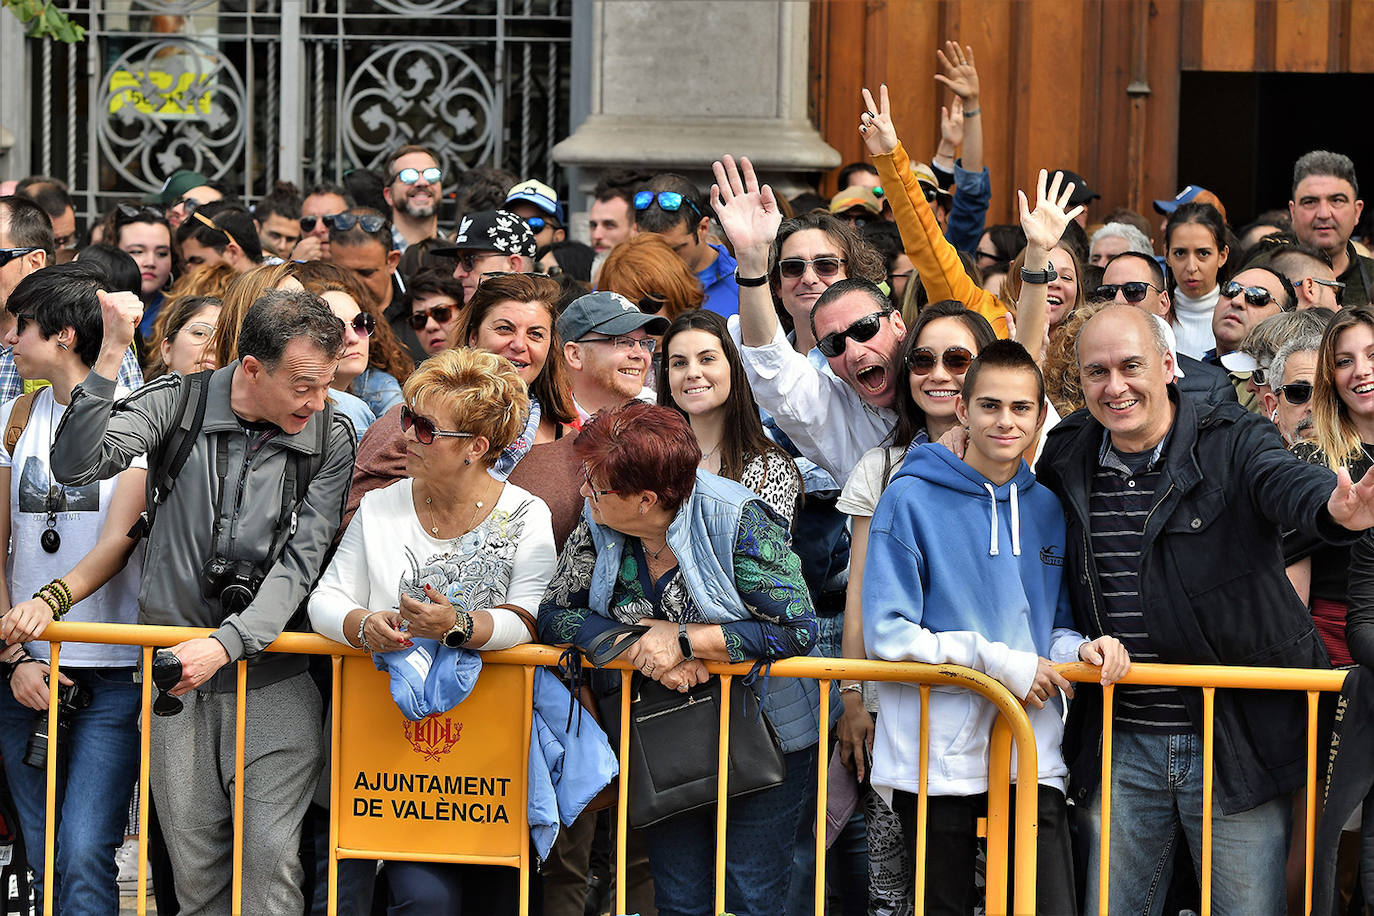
[858,85,898,157]
[1018,169,1085,253]
[934,41,980,101]
[1328,464,1374,531]
[97,288,144,352]
[710,154,781,263]
[939,95,965,150]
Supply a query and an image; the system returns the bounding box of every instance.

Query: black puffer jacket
[1038,387,1350,815]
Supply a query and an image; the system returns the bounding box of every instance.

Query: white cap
[1151,314,1185,379]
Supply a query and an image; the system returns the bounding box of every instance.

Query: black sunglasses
[151,649,183,717]
[1093,281,1162,304]
[1275,380,1314,405]
[633,190,702,221]
[346,312,375,336]
[325,213,389,233]
[778,256,846,280]
[169,197,201,217]
[0,247,39,269]
[300,213,345,232]
[906,345,974,375]
[400,405,475,445]
[816,309,892,358]
[1221,280,1277,308]
[1250,365,1270,388]
[1311,277,1346,306]
[393,167,442,185]
[408,304,455,330]
[11,308,37,334]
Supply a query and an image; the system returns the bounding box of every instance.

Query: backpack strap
[3,390,39,456]
[130,370,212,540]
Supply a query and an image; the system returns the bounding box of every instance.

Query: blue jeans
[642,745,817,916]
[0,666,141,916]
[1082,729,1290,916]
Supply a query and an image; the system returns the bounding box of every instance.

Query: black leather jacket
[1038,386,1350,814]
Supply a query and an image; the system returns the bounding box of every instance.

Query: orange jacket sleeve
[873,142,1009,338]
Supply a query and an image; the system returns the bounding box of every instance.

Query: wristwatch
[735,272,769,287]
[442,609,474,649]
[678,621,694,660]
[1019,262,1058,285]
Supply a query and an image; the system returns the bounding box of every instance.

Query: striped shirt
[1089,432,1192,732]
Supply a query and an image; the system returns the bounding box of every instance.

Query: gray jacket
[52,364,355,690]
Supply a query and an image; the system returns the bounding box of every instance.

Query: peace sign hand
[858,85,898,157]
[1018,169,1085,253]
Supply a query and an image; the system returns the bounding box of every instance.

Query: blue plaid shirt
[0,345,143,401]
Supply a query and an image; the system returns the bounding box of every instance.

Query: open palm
[1018,169,1084,252]
[711,154,781,254]
[934,42,980,100]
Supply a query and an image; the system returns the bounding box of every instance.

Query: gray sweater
[52,364,355,690]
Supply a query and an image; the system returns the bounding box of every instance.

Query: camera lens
[23,722,47,769]
[220,583,255,615]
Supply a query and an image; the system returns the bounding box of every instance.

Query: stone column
[555,0,838,239]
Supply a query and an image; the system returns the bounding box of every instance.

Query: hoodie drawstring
[983,481,1022,557]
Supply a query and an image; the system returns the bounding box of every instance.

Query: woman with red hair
[595,233,705,322]
[537,400,821,916]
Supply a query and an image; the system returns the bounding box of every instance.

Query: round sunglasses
[906,346,974,375]
[408,304,456,330]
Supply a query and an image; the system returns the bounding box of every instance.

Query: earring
[463,458,471,466]
[57,343,68,350]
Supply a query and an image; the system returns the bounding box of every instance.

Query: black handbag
[587,624,788,828]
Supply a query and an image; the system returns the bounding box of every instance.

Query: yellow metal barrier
[1059,662,1349,916]
[23,621,1043,916]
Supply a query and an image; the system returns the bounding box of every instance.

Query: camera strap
[131,370,212,540]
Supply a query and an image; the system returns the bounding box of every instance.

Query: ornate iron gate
[23,0,571,224]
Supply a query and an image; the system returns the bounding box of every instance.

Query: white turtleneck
[1170,284,1220,359]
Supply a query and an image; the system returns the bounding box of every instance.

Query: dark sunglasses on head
[325,213,389,234]
[408,304,455,330]
[151,649,183,717]
[1276,380,1314,405]
[400,405,475,445]
[778,256,846,280]
[346,312,375,336]
[1311,276,1346,305]
[1093,281,1162,304]
[906,345,974,375]
[1221,280,1277,308]
[117,204,165,224]
[0,247,39,269]
[393,167,442,185]
[633,190,702,221]
[299,213,344,232]
[816,309,892,358]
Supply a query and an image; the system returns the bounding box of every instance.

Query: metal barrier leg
[914,685,930,908]
[43,643,59,916]
[614,669,630,916]
[328,656,342,916]
[813,680,829,916]
[1099,684,1114,916]
[519,666,534,916]
[715,675,731,916]
[1305,690,1319,916]
[986,717,1011,916]
[1201,687,1214,916]
[137,645,153,916]
[232,660,247,916]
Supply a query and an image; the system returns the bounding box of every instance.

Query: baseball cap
[1154,185,1229,223]
[431,210,538,260]
[505,179,565,225]
[1151,314,1186,379]
[829,186,882,216]
[144,169,209,206]
[911,162,952,199]
[558,291,670,343]
[1052,169,1099,207]
[1220,350,1264,374]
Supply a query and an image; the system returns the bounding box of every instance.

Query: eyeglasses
[455,251,504,272]
[906,345,974,375]
[345,312,375,337]
[400,405,475,445]
[633,191,702,221]
[1221,280,1277,308]
[408,304,456,330]
[116,204,165,224]
[0,247,39,269]
[11,309,36,334]
[177,321,216,343]
[393,167,442,185]
[581,465,618,502]
[151,649,183,717]
[1093,281,1163,303]
[816,309,891,358]
[169,197,201,216]
[578,334,656,354]
[778,256,846,280]
[299,213,345,232]
[1275,380,1314,405]
[325,213,389,233]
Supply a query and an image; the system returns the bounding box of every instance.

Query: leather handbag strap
[584,623,649,668]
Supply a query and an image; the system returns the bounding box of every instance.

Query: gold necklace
[422,478,489,538]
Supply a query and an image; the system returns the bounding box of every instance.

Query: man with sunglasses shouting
[383,144,444,251]
[51,286,357,915]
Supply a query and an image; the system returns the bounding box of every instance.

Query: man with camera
[50,287,356,914]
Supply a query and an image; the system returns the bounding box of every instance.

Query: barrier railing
[20,621,1044,916]
[1059,662,1349,916]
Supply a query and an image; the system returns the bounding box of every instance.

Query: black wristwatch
[442,609,474,649]
[735,272,769,287]
[678,620,694,660]
[1019,262,1058,285]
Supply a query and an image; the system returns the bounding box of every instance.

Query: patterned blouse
[538,501,816,663]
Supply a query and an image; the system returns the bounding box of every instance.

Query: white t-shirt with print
[0,387,144,666]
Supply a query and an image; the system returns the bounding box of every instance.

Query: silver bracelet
[357,610,381,652]
[839,683,864,695]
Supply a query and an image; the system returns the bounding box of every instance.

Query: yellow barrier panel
[29,621,1043,916]
[1060,662,1350,916]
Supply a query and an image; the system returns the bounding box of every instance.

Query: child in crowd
[862,339,1130,914]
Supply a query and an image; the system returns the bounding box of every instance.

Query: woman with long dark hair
[1165,201,1230,359]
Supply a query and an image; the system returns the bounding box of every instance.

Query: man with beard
[557,291,667,425]
[383,144,443,252]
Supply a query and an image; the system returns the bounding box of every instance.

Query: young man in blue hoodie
[863,339,1130,914]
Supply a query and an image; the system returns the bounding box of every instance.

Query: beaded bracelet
[32,588,63,620]
[50,578,73,609]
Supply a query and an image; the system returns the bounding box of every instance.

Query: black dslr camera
[24,679,92,769]
[200,557,264,615]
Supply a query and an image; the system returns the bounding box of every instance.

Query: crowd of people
[2,37,1374,916]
